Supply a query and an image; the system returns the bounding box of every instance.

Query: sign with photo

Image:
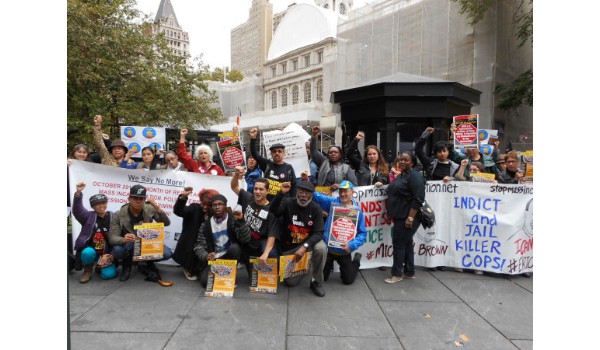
[205,259,238,298]
[133,222,164,261]
[249,258,278,294]
[279,252,311,282]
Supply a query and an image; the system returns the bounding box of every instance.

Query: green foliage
[450,0,493,25]
[514,0,533,47]
[200,65,244,82]
[227,69,244,82]
[495,69,532,110]
[67,0,223,150]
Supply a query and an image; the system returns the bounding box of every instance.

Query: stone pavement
[68,265,533,350]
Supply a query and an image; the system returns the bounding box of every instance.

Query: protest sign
[328,206,359,248]
[120,126,166,157]
[132,222,164,261]
[453,115,479,151]
[249,258,278,294]
[217,138,246,173]
[279,252,311,282]
[205,259,238,298]
[68,160,239,265]
[315,186,333,196]
[470,173,497,183]
[262,123,311,177]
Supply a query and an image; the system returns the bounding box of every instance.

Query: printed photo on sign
[328,206,359,248]
[249,257,278,294]
[133,222,164,261]
[205,259,237,298]
[279,252,311,282]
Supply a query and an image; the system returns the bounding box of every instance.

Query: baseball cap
[130,184,147,198]
[269,143,285,150]
[296,181,315,193]
[89,193,108,206]
[338,180,354,190]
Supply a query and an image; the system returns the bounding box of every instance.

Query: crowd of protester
[68,117,532,295]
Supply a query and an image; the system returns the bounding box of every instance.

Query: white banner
[261,123,311,177]
[120,126,167,157]
[68,160,240,265]
[353,181,533,275]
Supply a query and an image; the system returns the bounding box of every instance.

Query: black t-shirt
[432,162,451,180]
[277,199,324,252]
[88,214,111,254]
[263,162,296,200]
[237,189,279,249]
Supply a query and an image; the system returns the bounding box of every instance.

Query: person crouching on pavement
[311,180,366,285]
[109,184,172,282]
[269,181,327,297]
[193,194,244,288]
[72,182,115,283]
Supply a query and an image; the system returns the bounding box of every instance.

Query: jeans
[324,252,361,285]
[281,240,327,286]
[112,242,173,262]
[391,217,421,278]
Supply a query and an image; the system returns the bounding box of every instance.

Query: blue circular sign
[480,145,493,155]
[128,142,141,153]
[143,127,157,139]
[478,130,489,142]
[124,127,136,138]
[148,143,162,152]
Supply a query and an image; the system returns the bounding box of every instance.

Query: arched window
[292,85,299,105]
[282,88,288,107]
[271,91,277,109]
[340,3,346,15]
[316,79,323,101]
[304,82,312,103]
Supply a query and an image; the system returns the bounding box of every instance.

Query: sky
[135,0,314,70]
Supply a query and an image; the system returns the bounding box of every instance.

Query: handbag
[419,201,435,229]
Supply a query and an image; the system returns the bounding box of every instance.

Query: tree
[200,66,244,82]
[227,69,244,82]
[67,0,223,150]
[451,0,533,109]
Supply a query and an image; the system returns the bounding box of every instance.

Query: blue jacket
[312,192,367,255]
[245,167,262,193]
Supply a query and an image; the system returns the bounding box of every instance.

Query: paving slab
[379,301,518,350]
[70,266,202,333]
[226,268,289,301]
[165,297,287,350]
[440,278,533,340]
[70,332,171,350]
[510,340,533,350]
[286,272,396,337]
[69,294,105,321]
[287,335,402,350]
[361,267,462,302]
[68,270,124,296]
[507,275,533,293]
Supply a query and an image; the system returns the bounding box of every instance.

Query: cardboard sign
[453,115,479,150]
[262,123,311,177]
[249,257,278,294]
[279,252,312,282]
[132,222,164,261]
[470,172,497,183]
[217,138,246,172]
[328,206,359,248]
[205,259,237,298]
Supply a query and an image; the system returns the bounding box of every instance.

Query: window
[292,58,298,71]
[270,65,276,78]
[281,62,287,74]
[304,82,312,103]
[271,91,277,109]
[316,79,323,101]
[292,85,299,105]
[317,50,323,63]
[304,54,310,67]
[340,3,347,15]
[282,88,288,107]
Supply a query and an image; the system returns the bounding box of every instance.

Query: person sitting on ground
[415,127,460,182]
[269,181,327,297]
[248,127,297,200]
[162,151,188,172]
[109,185,172,282]
[193,194,245,288]
[120,146,164,170]
[388,155,403,184]
[230,166,279,278]
[244,154,262,193]
[172,187,218,281]
[310,126,358,192]
[92,115,134,167]
[346,131,389,187]
[497,151,524,184]
[72,182,116,283]
[311,180,366,285]
[177,129,225,175]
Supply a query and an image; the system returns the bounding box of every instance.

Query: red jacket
[177,142,225,176]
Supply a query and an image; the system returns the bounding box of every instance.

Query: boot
[119,257,132,282]
[80,265,93,283]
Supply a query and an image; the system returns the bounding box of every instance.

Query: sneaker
[404,273,416,279]
[352,252,362,265]
[384,276,403,284]
[474,270,484,275]
[183,268,198,281]
[310,280,326,297]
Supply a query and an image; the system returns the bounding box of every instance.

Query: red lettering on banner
[514,237,533,255]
